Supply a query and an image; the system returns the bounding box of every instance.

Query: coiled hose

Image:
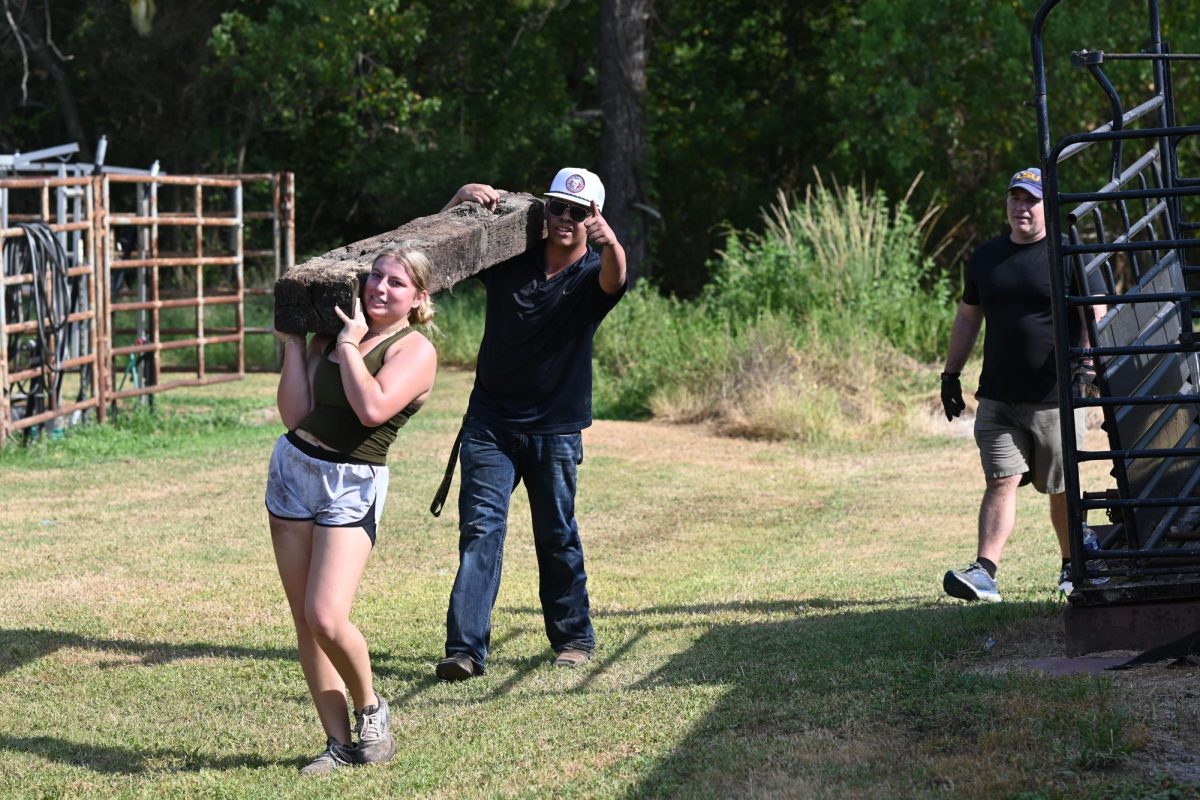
[2,223,83,433]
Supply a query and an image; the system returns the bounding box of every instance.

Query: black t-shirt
[963,235,1081,403]
[467,245,626,433]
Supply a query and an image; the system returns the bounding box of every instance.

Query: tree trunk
[598,0,649,284]
[13,5,92,158]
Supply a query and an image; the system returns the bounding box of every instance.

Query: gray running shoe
[299,737,354,775]
[943,561,1002,602]
[353,693,396,765]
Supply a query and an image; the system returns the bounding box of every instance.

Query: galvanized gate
[1032,0,1200,634]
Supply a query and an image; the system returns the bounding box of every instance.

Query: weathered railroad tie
[274,192,544,334]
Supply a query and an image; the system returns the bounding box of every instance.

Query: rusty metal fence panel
[101,173,247,401]
[209,172,295,371]
[0,176,104,442]
[1,170,294,445]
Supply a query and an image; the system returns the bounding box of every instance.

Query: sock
[977,557,998,579]
[358,693,379,716]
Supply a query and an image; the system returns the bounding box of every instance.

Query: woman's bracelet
[336,339,357,349]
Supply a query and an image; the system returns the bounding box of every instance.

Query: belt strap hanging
[430,416,467,517]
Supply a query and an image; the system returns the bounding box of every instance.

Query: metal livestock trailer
[1032,0,1200,653]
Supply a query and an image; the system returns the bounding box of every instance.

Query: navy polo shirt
[467,245,625,433]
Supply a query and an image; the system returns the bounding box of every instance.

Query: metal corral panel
[1033,0,1200,613]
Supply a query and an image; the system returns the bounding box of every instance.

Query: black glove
[940,372,965,420]
[1073,358,1100,399]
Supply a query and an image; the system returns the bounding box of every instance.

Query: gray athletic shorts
[264,432,389,544]
[973,398,1085,495]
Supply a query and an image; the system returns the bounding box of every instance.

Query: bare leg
[977,474,1022,565]
[305,526,376,712]
[1048,491,1070,559]
[271,516,355,745]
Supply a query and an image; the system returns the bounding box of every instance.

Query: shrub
[646,315,923,443]
[704,172,955,362]
[593,287,721,419]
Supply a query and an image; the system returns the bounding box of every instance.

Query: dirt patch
[585,418,780,470]
[964,613,1200,785]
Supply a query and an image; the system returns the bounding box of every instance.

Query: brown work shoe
[553,648,593,668]
[436,653,482,681]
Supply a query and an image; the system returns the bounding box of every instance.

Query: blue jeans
[444,419,595,668]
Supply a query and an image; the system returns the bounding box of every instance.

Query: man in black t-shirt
[939,166,1096,602]
[434,169,627,679]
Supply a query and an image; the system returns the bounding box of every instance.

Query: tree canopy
[2,0,1197,294]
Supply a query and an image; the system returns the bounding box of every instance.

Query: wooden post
[274,191,544,335]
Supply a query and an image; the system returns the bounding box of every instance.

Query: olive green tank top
[296,327,422,465]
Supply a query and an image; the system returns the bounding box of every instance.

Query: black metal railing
[1033,0,1200,604]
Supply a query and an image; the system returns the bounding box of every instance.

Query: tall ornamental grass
[704,173,956,362]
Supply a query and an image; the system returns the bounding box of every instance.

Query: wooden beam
[274,192,544,334]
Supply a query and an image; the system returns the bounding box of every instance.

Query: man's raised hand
[443,183,500,213]
[583,201,618,248]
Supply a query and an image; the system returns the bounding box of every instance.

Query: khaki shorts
[973,399,1085,494]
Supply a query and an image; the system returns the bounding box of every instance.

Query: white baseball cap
[545,167,605,212]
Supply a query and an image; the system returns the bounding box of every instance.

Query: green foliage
[704,175,954,361]
[6,1,1200,294]
[209,2,438,160]
[592,287,719,419]
[645,3,844,293]
[430,280,487,369]
[206,0,600,252]
[822,0,1200,243]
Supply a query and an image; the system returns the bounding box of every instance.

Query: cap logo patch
[1014,170,1040,183]
[565,174,586,194]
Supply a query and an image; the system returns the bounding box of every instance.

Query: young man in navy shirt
[435,168,627,679]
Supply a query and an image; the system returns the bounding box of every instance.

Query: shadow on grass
[0,627,443,684]
[0,628,297,679]
[0,734,275,774]
[0,627,446,774]
[1,599,1089,790]
[581,598,1076,799]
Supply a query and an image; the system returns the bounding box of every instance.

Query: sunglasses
[545,199,590,223]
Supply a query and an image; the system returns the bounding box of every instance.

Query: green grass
[1,371,1197,798]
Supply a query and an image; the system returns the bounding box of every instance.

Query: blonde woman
[267,247,437,773]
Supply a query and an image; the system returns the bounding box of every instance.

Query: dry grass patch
[649,323,925,443]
